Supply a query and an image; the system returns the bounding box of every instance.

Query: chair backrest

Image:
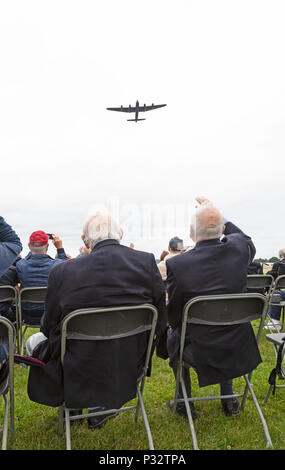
[246,275,274,291]
[275,275,285,290]
[60,304,158,374]
[18,286,48,327]
[18,287,47,304]
[0,316,15,395]
[0,286,18,303]
[181,293,267,352]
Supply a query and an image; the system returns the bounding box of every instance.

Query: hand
[52,235,63,250]
[195,196,211,207]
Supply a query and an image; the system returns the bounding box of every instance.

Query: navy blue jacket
[267,259,285,279]
[0,216,22,277]
[16,249,68,322]
[166,221,261,387]
[0,249,68,322]
[166,221,256,328]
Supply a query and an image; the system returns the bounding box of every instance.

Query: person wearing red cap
[29,230,49,247]
[8,231,68,324]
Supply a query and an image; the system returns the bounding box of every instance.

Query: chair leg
[264,384,274,404]
[180,377,199,450]
[280,307,285,331]
[58,406,64,437]
[9,386,15,443]
[136,385,154,450]
[64,408,71,450]
[20,326,27,355]
[244,375,273,448]
[2,394,9,450]
[134,380,144,423]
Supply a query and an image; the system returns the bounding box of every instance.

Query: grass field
[1,325,284,451]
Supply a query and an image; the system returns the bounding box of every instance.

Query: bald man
[166,197,260,419]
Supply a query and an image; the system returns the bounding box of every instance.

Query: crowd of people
[0,197,284,432]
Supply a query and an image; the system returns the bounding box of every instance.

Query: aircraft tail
[127,118,146,122]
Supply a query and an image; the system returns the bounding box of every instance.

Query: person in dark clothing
[0,256,21,322]
[266,249,285,280]
[27,212,167,430]
[166,197,260,419]
[16,231,68,323]
[0,216,22,277]
[0,231,68,324]
[0,216,22,368]
[265,248,285,329]
[247,260,263,275]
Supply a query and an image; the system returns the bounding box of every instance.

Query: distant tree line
[255,257,279,263]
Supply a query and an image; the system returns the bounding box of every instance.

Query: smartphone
[46,233,53,239]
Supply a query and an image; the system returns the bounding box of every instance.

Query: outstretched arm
[0,216,22,277]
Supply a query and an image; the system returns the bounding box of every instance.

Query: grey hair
[279,248,285,258]
[190,204,224,242]
[82,211,122,250]
[29,244,48,255]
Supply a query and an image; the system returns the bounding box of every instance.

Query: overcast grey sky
[0,0,284,258]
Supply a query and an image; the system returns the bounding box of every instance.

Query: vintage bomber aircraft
[106,100,167,122]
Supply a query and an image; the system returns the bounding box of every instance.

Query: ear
[119,228,124,240]
[81,234,90,249]
[222,224,226,234]
[190,226,196,243]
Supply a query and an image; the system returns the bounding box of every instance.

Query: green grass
[1,327,285,450]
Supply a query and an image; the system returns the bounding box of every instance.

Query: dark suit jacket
[247,260,263,275]
[166,221,262,387]
[28,240,166,408]
[267,259,285,279]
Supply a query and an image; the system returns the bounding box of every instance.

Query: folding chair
[246,274,274,296]
[0,286,19,352]
[58,304,158,450]
[266,275,285,332]
[264,333,285,403]
[18,287,47,355]
[172,293,273,450]
[0,316,16,450]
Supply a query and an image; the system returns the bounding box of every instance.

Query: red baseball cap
[29,230,49,246]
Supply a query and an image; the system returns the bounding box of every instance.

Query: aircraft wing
[139,104,167,112]
[106,106,136,113]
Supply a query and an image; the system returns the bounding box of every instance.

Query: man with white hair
[266,248,285,280]
[166,197,261,419]
[27,212,166,430]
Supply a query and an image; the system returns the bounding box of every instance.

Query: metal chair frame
[172,293,273,450]
[58,304,158,450]
[246,274,275,295]
[267,275,285,331]
[18,287,47,355]
[264,332,285,403]
[0,316,16,450]
[0,286,19,352]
